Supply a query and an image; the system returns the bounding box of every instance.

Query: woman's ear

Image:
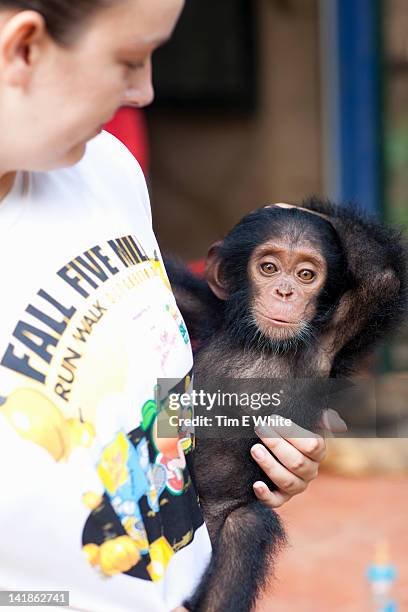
[205,241,229,301]
[0,11,46,87]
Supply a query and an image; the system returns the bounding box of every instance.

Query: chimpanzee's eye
[298,269,315,282]
[260,262,278,275]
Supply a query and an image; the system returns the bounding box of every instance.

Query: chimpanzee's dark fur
[165,199,408,612]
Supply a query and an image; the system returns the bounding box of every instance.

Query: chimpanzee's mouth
[258,313,300,327]
[270,318,299,326]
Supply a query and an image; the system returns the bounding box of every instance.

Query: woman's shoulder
[85,130,145,181]
[76,130,152,224]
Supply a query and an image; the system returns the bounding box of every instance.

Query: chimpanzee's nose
[275,283,294,299]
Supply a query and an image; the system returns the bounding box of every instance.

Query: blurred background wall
[147,0,322,261]
[386,0,408,231]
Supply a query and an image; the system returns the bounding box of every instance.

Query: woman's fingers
[251,440,310,493]
[319,408,348,433]
[250,417,330,508]
[257,419,327,462]
[250,411,347,509]
[253,480,291,509]
[253,430,320,481]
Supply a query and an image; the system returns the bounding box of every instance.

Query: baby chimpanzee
[165,199,408,612]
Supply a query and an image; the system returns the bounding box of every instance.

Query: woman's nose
[124,88,155,107]
[123,83,154,108]
[123,62,154,108]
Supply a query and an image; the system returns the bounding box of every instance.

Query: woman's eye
[123,61,144,71]
[298,269,315,282]
[260,262,278,275]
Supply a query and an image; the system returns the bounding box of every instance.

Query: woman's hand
[250,409,347,509]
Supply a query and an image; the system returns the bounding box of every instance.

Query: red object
[104,107,149,176]
[188,260,205,277]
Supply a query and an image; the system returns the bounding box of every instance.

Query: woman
[0,1,344,610]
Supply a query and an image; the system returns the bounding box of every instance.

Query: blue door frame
[320,0,383,216]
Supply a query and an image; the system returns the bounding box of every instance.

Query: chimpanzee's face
[248,237,327,343]
[206,205,346,353]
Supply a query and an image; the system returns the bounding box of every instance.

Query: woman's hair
[0,0,115,43]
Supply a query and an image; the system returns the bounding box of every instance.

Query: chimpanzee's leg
[184,501,286,612]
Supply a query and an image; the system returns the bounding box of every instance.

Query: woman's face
[0,0,184,171]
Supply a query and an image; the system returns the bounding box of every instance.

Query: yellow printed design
[1,388,95,462]
[82,491,103,511]
[122,517,149,552]
[151,251,171,291]
[147,537,174,582]
[82,536,141,577]
[97,432,129,495]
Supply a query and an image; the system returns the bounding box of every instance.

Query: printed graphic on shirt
[81,376,203,581]
[0,235,204,582]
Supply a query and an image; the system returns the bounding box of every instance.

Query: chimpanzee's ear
[205,241,229,301]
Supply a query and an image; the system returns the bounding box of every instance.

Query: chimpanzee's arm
[302,199,408,375]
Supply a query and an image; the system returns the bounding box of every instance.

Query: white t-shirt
[0,131,211,611]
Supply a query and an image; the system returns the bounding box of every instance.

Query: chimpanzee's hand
[250,409,347,509]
